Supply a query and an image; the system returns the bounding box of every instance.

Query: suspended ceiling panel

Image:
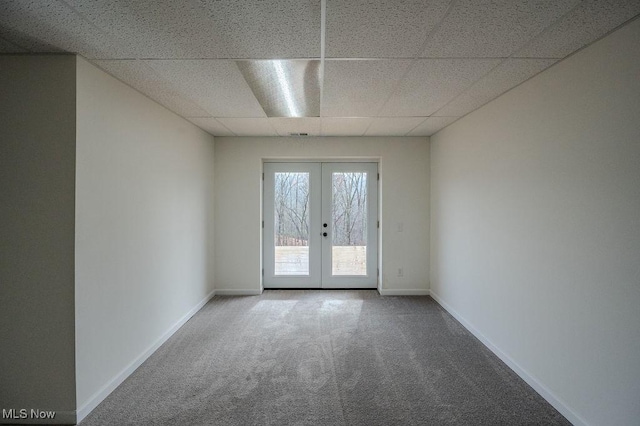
[94,60,211,117]
[320,118,373,137]
[407,117,459,136]
[1,0,638,136]
[515,0,640,58]
[64,0,218,59]
[144,60,265,118]
[194,0,321,58]
[0,1,123,58]
[380,59,501,117]
[270,118,321,136]
[216,118,278,136]
[0,36,26,52]
[187,118,235,137]
[435,58,557,117]
[65,0,321,59]
[419,0,580,58]
[325,0,451,58]
[322,60,413,117]
[364,117,426,136]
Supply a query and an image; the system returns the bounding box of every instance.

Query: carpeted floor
[80,290,570,425]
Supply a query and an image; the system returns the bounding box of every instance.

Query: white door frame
[263,161,378,289]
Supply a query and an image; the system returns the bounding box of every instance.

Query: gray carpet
[80,291,570,425]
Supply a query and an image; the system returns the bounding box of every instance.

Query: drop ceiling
[1,0,638,137]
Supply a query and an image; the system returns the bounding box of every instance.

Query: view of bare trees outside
[272,171,369,276]
[332,172,367,246]
[274,172,310,275]
[332,172,367,275]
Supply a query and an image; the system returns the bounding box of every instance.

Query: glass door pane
[274,172,310,275]
[321,163,378,289]
[263,163,321,289]
[331,172,367,276]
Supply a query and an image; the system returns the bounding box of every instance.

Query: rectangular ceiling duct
[236,60,321,117]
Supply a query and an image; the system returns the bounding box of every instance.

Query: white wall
[0,55,77,424]
[75,58,216,418]
[214,137,429,295]
[430,18,640,426]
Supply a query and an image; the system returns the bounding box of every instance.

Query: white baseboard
[214,288,263,296]
[75,289,216,424]
[378,288,430,296]
[429,290,587,426]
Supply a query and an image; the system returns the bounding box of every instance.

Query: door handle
[322,232,328,237]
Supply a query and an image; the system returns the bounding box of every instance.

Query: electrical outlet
[398,268,403,277]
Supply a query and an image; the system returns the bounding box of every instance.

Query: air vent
[289,132,309,136]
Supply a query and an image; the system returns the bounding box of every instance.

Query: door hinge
[262,268,264,276]
[377,220,380,228]
[262,172,265,180]
[262,220,264,228]
[377,173,379,181]
[377,268,379,277]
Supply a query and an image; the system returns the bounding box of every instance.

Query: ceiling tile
[270,118,321,136]
[320,118,373,136]
[325,0,451,58]
[187,118,235,136]
[93,60,210,117]
[434,58,557,117]
[67,0,320,59]
[516,0,640,58]
[195,0,321,58]
[419,0,579,58]
[0,0,124,58]
[0,35,27,52]
[144,60,265,117]
[64,0,219,58]
[216,118,278,136]
[380,59,500,117]
[407,117,458,136]
[364,117,425,136]
[322,60,413,117]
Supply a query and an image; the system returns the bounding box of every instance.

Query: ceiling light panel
[380,59,501,117]
[322,60,413,117]
[435,58,556,117]
[0,1,123,58]
[515,0,640,59]
[320,118,373,136]
[236,60,320,117]
[270,118,321,136]
[144,60,266,117]
[407,117,459,136]
[187,118,235,136]
[216,118,278,136]
[364,117,426,136]
[94,60,210,117]
[419,0,580,58]
[325,0,451,58]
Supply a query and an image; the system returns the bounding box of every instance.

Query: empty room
[1,1,639,425]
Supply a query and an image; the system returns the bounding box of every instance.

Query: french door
[263,162,378,289]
